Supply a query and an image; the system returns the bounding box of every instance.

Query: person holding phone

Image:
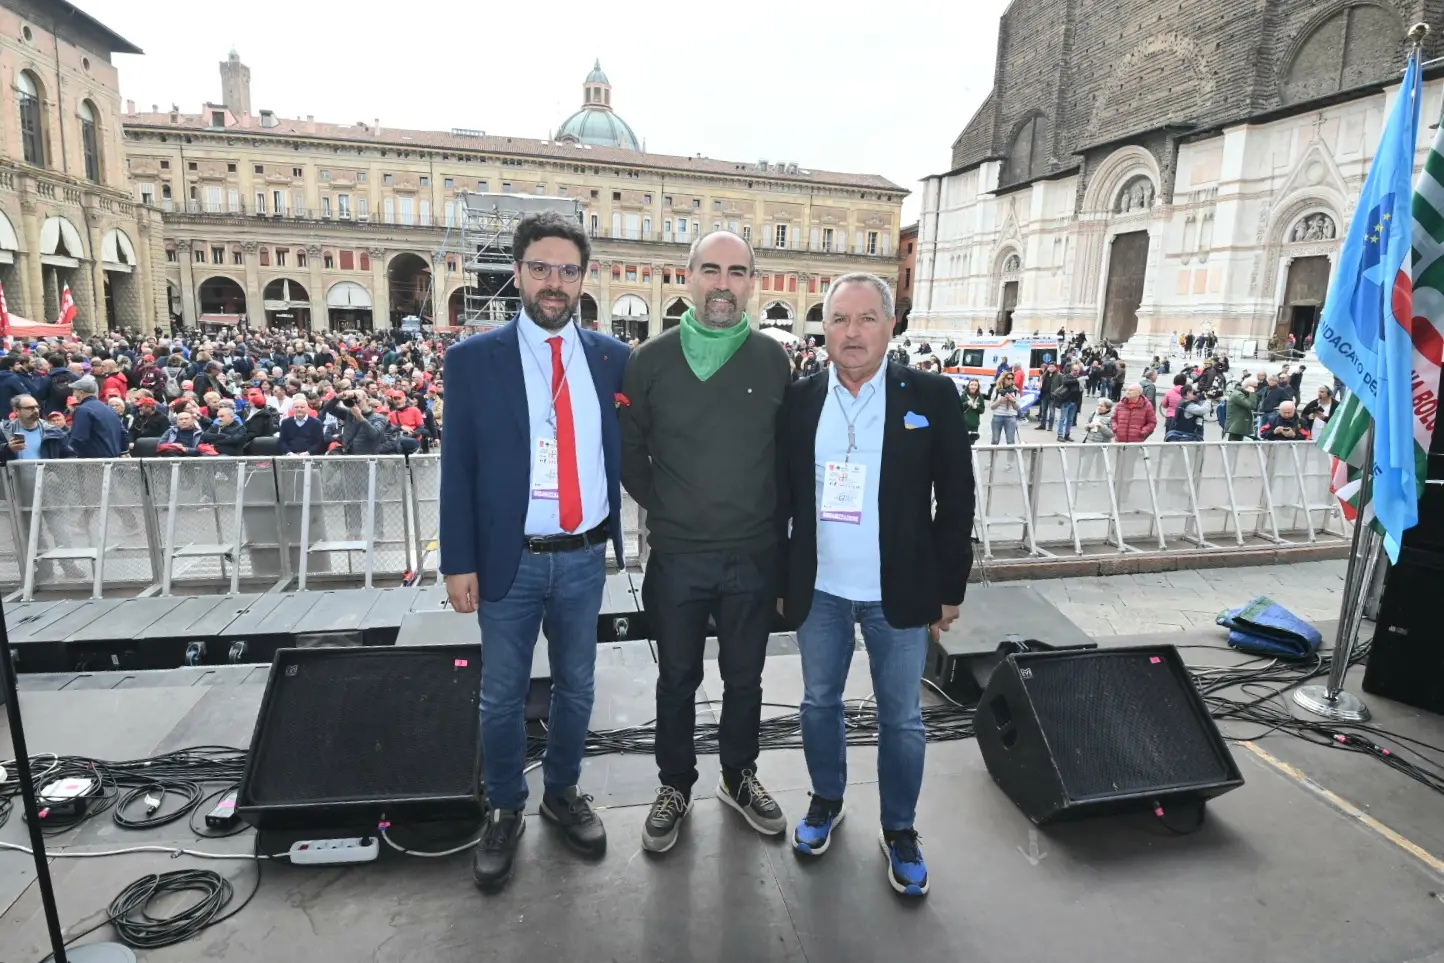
[0,394,73,462]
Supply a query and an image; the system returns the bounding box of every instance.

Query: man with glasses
[620,230,792,853]
[0,394,73,462]
[440,211,630,891]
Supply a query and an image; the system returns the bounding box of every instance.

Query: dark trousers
[643,548,775,795]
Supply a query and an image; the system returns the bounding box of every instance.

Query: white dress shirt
[518,313,608,536]
[814,362,886,601]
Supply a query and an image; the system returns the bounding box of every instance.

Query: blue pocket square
[904,411,930,430]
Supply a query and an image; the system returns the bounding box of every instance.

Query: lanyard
[832,383,877,463]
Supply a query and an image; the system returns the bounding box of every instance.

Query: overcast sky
[80,0,1008,225]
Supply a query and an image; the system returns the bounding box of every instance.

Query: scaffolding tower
[451,192,586,328]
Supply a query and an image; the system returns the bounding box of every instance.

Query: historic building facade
[122,56,905,338]
[897,222,918,329]
[0,0,167,336]
[911,0,1444,355]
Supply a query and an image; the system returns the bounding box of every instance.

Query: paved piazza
[1024,559,1348,636]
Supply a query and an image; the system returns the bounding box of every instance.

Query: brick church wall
[951,0,1435,201]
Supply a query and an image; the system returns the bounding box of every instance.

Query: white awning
[612,294,648,319]
[0,211,19,252]
[102,229,137,270]
[327,281,373,309]
[40,216,85,258]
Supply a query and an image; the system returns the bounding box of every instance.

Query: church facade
[911,0,1444,356]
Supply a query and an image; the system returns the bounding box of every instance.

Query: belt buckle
[527,538,546,555]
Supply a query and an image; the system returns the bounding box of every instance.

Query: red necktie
[547,336,582,533]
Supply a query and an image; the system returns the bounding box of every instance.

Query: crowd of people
[0,328,450,462]
[828,329,1336,448]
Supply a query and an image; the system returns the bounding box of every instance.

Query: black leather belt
[525,522,609,554]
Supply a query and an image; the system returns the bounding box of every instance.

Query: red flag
[0,280,9,339]
[57,283,76,327]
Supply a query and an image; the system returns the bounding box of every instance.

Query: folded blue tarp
[1215,596,1323,659]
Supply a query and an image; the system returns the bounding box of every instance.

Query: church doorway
[1276,256,1330,347]
[1101,231,1149,343]
[998,281,1018,335]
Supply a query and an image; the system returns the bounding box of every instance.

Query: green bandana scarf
[679,307,750,381]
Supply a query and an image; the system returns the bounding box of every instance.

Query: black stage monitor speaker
[975,645,1243,825]
[237,645,483,830]
[1363,548,1444,715]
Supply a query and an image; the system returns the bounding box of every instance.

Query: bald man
[621,230,792,853]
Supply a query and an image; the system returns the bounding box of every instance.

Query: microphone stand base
[1292,684,1372,722]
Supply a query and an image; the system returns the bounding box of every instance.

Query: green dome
[586,58,609,84]
[557,107,640,150]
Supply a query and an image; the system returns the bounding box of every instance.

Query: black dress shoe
[473,808,526,890]
[540,786,607,856]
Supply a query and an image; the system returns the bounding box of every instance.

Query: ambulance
[942,335,1062,392]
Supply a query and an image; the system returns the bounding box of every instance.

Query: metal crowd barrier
[0,440,1346,599]
[971,440,1346,560]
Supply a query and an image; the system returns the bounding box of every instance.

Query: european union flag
[1316,52,1424,561]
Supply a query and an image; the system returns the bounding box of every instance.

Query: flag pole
[1295,418,1376,721]
[1295,21,1431,720]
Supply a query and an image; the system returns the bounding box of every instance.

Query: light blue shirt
[14,423,43,460]
[814,362,886,602]
[518,312,608,537]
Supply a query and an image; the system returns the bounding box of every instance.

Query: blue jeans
[1056,401,1078,439]
[478,541,607,811]
[797,589,929,830]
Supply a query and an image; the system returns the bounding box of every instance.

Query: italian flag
[1322,121,1444,530]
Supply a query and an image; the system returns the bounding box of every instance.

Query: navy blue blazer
[439,318,631,602]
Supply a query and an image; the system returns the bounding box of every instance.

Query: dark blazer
[777,361,975,629]
[439,318,631,603]
[278,415,325,455]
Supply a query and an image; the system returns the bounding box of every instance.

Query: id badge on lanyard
[531,436,559,500]
[819,460,867,524]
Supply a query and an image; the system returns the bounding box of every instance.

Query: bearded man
[440,211,630,891]
[620,230,792,853]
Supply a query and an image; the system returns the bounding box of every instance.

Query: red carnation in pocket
[614,392,631,409]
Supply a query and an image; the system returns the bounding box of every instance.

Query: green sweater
[620,327,791,554]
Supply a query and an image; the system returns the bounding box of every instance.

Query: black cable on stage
[107,869,235,949]
[1,747,248,836]
[33,830,267,959]
[513,641,1444,802]
[113,782,204,830]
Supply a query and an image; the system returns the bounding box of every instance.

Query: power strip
[287,836,380,865]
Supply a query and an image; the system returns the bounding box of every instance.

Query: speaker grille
[247,649,479,806]
[1021,651,1230,800]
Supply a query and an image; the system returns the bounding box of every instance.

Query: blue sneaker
[793,794,845,856]
[879,828,929,896]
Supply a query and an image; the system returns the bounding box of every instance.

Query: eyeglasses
[524,260,583,282]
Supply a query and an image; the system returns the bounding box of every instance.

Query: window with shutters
[79,100,100,181]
